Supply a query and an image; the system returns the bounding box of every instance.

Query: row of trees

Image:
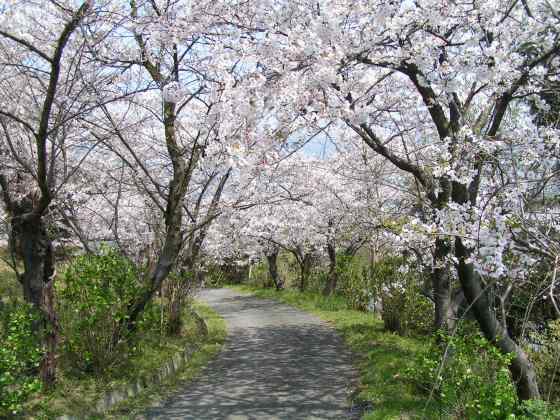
[1,0,559,404]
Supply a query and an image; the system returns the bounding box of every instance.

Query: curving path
[145,288,358,420]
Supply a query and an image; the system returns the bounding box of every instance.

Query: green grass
[26,301,227,419]
[229,285,433,419]
[102,302,227,419]
[1,250,227,419]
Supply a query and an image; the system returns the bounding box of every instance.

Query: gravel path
[145,288,358,420]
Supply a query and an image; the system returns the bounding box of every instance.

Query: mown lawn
[229,285,435,419]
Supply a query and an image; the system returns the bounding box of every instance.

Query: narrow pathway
[145,288,357,420]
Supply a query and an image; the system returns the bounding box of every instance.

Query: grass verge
[26,301,227,419]
[228,285,433,420]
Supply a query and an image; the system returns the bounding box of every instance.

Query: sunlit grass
[2,248,227,418]
[26,301,227,419]
[229,285,434,419]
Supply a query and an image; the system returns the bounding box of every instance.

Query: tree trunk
[455,237,540,400]
[266,251,284,290]
[299,254,312,292]
[449,179,540,400]
[165,261,201,337]
[120,99,201,335]
[432,238,452,331]
[167,292,183,336]
[323,243,337,296]
[12,210,58,389]
[429,178,453,332]
[165,262,193,337]
[40,277,57,388]
[124,248,178,335]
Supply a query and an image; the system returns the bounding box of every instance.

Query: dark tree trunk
[167,292,183,336]
[266,251,284,290]
[120,100,201,336]
[432,238,452,331]
[11,209,58,389]
[352,49,544,402]
[429,177,454,332]
[124,247,179,335]
[450,180,540,400]
[189,307,208,337]
[0,2,90,391]
[455,238,540,400]
[299,253,312,292]
[323,243,338,296]
[165,263,192,337]
[40,278,57,388]
[165,261,200,337]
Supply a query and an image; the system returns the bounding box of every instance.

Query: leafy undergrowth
[25,302,227,419]
[0,251,21,304]
[229,285,434,419]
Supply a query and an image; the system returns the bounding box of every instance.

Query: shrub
[380,280,432,336]
[406,326,519,419]
[248,261,270,288]
[202,264,227,288]
[57,247,144,375]
[0,303,42,417]
[517,399,560,419]
[340,256,432,336]
[337,254,371,310]
[528,319,560,404]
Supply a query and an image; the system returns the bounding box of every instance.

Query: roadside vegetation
[1,1,559,419]
[231,284,430,419]
[0,248,226,419]
[216,251,560,419]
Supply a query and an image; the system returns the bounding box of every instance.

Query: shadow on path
[145,288,358,420]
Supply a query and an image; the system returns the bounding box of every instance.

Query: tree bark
[189,307,208,337]
[455,237,540,400]
[352,45,548,402]
[449,177,541,400]
[299,253,312,292]
[0,1,90,389]
[432,238,452,331]
[166,291,183,336]
[166,262,199,337]
[266,250,284,290]
[323,243,338,296]
[40,276,57,388]
[11,205,58,389]
[121,99,200,335]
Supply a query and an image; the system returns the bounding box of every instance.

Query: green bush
[517,399,560,419]
[407,326,519,419]
[528,319,560,404]
[338,254,378,311]
[0,303,42,417]
[204,264,227,288]
[340,256,432,336]
[380,279,432,336]
[248,261,270,288]
[57,247,145,375]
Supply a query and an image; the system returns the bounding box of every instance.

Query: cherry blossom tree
[81,0,247,334]
[3,0,559,402]
[240,0,560,400]
[0,0,95,388]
